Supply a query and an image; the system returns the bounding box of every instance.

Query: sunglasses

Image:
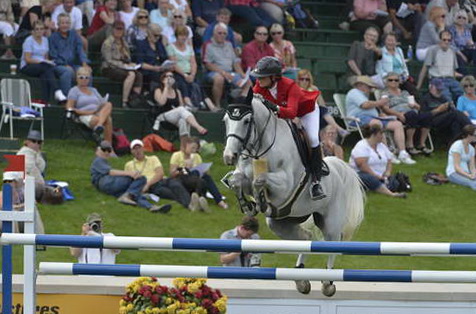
[464,84,475,88]
[34,27,44,31]
[442,39,451,42]
[271,31,283,35]
[387,78,399,82]
[101,148,112,153]
[164,74,174,78]
[30,139,43,144]
[78,75,90,79]
[114,27,124,30]
[217,31,227,35]
[457,16,467,19]
[299,77,310,81]
[138,15,148,19]
[255,32,268,36]
[174,15,183,18]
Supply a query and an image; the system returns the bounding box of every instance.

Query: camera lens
[90,222,101,233]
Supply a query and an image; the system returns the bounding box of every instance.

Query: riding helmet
[251,56,282,77]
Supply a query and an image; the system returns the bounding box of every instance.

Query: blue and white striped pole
[39,262,476,283]
[2,184,13,314]
[4,234,476,256]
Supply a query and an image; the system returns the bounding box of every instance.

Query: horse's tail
[326,157,366,241]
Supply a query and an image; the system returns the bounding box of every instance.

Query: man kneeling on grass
[90,140,172,213]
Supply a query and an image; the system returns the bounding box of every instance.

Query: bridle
[225,97,278,159]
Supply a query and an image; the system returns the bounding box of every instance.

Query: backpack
[387,172,412,192]
[112,128,131,156]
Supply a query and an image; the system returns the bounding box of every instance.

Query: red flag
[3,155,25,173]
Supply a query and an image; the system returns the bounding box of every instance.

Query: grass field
[2,139,476,274]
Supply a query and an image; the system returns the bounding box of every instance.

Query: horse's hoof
[321,282,336,297]
[295,280,311,294]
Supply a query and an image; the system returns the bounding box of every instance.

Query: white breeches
[300,103,320,147]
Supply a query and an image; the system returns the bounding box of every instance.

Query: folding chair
[0,78,44,139]
[332,93,363,142]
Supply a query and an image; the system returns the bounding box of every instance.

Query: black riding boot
[309,146,326,200]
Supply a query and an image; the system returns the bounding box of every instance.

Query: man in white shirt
[52,0,87,50]
[69,213,120,264]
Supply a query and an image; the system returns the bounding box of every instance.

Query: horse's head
[223,104,253,165]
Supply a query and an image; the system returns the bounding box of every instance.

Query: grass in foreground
[2,139,476,273]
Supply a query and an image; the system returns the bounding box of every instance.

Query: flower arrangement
[119,277,227,314]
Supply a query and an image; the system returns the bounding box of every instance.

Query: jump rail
[39,262,476,283]
[4,233,476,256]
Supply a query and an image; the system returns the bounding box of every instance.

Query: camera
[249,253,262,267]
[89,221,102,233]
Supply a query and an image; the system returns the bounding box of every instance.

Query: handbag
[128,92,148,109]
[387,172,412,192]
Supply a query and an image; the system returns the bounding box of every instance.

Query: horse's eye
[244,119,250,125]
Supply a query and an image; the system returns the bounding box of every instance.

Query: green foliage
[1,140,475,273]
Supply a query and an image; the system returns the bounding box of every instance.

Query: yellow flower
[191,307,207,314]
[151,308,160,314]
[167,303,178,314]
[215,299,227,312]
[126,304,134,311]
[119,306,127,314]
[159,309,168,314]
[165,297,173,305]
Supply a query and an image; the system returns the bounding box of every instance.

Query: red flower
[143,290,152,298]
[211,292,219,301]
[150,293,160,305]
[194,291,203,299]
[216,289,222,298]
[151,277,157,281]
[201,299,213,308]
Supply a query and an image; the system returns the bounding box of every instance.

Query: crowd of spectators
[3,0,476,273]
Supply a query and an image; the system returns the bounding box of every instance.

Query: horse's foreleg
[230,171,258,216]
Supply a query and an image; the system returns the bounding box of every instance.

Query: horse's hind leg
[320,228,342,297]
[267,217,313,294]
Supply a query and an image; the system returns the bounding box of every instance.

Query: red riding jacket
[253,76,319,119]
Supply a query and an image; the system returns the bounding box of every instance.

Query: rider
[251,56,325,200]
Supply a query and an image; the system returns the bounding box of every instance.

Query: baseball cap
[130,139,144,150]
[26,130,42,141]
[99,140,113,150]
[86,213,102,224]
[430,78,444,90]
[3,171,22,182]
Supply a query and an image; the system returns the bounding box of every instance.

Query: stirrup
[310,182,326,200]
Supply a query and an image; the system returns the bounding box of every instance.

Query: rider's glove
[263,99,279,113]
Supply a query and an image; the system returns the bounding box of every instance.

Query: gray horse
[223,94,365,297]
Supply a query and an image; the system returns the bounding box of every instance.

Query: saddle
[285,120,329,176]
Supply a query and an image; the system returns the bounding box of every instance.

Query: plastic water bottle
[407,45,413,61]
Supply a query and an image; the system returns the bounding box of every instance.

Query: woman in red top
[251,56,325,200]
[87,0,120,51]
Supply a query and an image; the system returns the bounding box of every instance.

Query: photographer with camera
[219,216,261,267]
[70,213,120,264]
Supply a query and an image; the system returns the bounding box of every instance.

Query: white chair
[333,93,363,141]
[0,78,44,140]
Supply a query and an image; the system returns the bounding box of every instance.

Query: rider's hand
[263,99,279,113]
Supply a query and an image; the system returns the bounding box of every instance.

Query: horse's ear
[245,87,254,107]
